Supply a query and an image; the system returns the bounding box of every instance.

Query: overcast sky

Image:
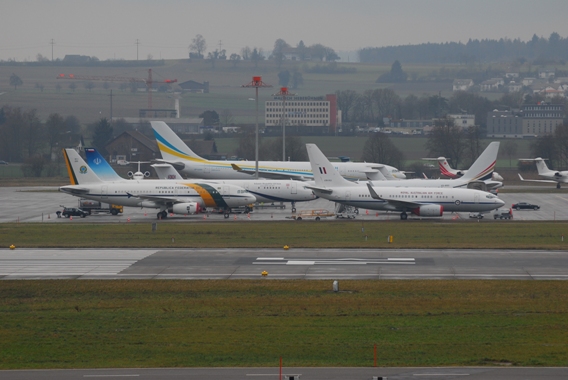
[2,0,568,62]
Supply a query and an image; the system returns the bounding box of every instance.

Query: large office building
[487,103,565,138]
[265,94,338,133]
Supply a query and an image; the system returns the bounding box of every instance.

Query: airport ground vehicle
[512,202,540,210]
[290,209,335,221]
[61,207,89,218]
[494,209,512,220]
[79,199,123,215]
[469,212,484,219]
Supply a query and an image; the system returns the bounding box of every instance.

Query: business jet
[423,155,504,182]
[84,148,317,212]
[150,121,405,181]
[60,149,256,219]
[368,142,503,192]
[305,143,504,220]
[518,158,568,188]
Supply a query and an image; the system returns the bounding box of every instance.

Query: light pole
[242,76,272,178]
[274,87,296,161]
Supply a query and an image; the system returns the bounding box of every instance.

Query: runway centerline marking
[254,257,415,266]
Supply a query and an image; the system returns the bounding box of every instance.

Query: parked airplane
[84,148,317,212]
[60,148,256,219]
[305,143,504,220]
[518,158,568,188]
[423,155,504,181]
[370,142,503,191]
[150,121,406,181]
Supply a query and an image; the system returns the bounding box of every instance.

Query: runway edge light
[9,244,15,250]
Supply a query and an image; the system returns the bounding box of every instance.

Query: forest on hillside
[359,33,568,64]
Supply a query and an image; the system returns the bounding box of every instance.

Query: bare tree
[9,73,23,90]
[426,117,467,169]
[501,140,518,167]
[189,34,207,59]
[220,109,234,129]
[361,132,404,168]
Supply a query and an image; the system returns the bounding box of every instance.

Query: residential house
[452,79,474,92]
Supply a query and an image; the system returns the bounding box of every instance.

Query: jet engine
[127,171,134,178]
[171,202,201,215]
[411,204,443,217]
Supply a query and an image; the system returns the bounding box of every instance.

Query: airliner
[518,157,568,188]
[368,142,503,191]
[305,143,504,220]
[150,121,405,181]
[423,155,504,181]
[84,148,317,212]
[60,149,256,219]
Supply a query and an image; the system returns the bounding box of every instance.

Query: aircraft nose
[497,198,505,206]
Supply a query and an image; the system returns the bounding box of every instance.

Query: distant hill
[359,33,568,64]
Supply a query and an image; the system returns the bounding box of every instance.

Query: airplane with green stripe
[60,149,256,219]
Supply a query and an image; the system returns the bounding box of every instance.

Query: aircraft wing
[366,183,423,209]
[230,163,311,181]
[59,186,90,195]
[363,169,387,181]
[126,192,187,204]
[517,174,558,184]
[304,185,333,195]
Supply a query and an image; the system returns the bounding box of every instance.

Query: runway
[1,366,568,380]
[2,247,568,280]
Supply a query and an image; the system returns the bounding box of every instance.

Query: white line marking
[83,375,140,378]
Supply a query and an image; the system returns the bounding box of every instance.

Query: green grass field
[1,221,566,249]
[1,280,567,368]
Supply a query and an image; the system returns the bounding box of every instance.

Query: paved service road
[2,248,568,280]
[2,186,568,223]
[1,366,568,380]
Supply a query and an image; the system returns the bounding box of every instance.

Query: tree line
[359,32,568,64]
[336,89,568,131]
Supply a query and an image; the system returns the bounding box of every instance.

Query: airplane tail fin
[437,157,461,178]
[84,148,124,181]
[150,121,205,162]
[534,158,551,175]
[63,148,104,185]
[461,141,499,182]
[306,143,353,187]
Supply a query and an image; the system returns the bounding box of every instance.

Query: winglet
[366,182,382,200]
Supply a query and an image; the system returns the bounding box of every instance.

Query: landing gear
[400,212,408,220]
[291,201,296,213]
[557,183,561,189]
[157,210,168,220]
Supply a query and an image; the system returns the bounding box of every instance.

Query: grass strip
[1,280,567,368]
[1,221,567,249]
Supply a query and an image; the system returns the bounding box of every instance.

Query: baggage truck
[78,199,123,215]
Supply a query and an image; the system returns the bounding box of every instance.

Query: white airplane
[84,148,317,212]
[423,155,504,181]
[370,142,503,191]
[150,120,406,181]
[60,148,256,219]
[151,163,317,212]
[305,143,504,220]
[518,158,568,188]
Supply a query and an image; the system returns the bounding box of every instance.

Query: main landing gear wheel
[400,212,408,220]
[157,211,168,220]
[224,213,230,219]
